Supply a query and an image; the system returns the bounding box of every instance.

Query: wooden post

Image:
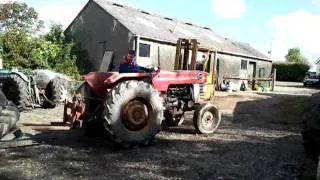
[182,39,190,70]
[174,39,182,70]
[271,68,276,91]
[190,39,198,70]
[157,46,161,68]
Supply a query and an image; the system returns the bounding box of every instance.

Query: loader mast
[174,38,217,101]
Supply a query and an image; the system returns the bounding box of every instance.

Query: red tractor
[64,39,221,147]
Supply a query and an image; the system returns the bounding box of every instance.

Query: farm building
[316,57,320,76]
[65,0,273,90]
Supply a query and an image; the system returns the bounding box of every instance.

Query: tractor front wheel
[104,80,164,147]
[193,103,221,134]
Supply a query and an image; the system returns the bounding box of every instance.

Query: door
[248,62,257,90]
[99,51,114,72]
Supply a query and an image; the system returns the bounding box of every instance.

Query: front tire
[193,103,221,134]
[104,80,164,147]
[45,76,69,104]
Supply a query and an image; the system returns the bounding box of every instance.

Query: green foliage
[272,62,310,82]
[1,28,35,69]
[0,1,81,80]
[44,23,80,79]
[285,48,307,64]
[0,2,43,33]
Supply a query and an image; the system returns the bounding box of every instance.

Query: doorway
[248,62,257,90]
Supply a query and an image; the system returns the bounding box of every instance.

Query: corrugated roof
[92,0,269,60]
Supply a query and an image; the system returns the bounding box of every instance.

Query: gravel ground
[0,83,319,180]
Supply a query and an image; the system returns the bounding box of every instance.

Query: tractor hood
[151,70,208,92]
[83,70,208,96]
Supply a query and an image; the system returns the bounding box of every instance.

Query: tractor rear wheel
[45,76,68,103]
[2,74,31,110]
[193,103,221,134]
[0,90,20,138]
[104,80,164,147]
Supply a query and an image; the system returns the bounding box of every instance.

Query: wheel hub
[202,111,215,129]
[122,99,150,131]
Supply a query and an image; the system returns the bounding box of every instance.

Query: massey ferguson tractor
[64,38,221,147]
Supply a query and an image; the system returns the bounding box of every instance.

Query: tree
[45,23,64,45]
[285,48,307,64]
[0,2,80,79]
[44,23,80,79]
[0,2,43,33]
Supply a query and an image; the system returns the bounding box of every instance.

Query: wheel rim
[122,98,150,131]
[201,111,217,131]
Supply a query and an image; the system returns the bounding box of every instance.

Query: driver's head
[126,50,135,62]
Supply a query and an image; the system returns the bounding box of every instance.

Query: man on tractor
[119,50,154,73]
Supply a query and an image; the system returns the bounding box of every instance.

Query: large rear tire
[45,77,69,103]
[104,80,164,147]
[193,103,221,134]
[2,74,31,110]
[0,90,20,138]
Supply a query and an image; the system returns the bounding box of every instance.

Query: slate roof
[90,0,270,60]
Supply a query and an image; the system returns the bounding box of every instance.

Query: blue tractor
[0,68,70,111]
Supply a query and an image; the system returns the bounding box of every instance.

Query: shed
[65,0,273,90]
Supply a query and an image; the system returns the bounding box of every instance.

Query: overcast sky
[2,0,320,70]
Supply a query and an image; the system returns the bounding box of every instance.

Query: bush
[272,62,310,82]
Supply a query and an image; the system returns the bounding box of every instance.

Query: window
[139,43,151,57]
[259,68,265,78]
[241,60,247,70]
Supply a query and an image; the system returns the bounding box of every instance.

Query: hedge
[272,62,310,82]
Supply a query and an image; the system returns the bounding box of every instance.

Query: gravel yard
[0,82,319,180]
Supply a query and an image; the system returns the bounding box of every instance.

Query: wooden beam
[190,39,198,70]
[174,38,182,70]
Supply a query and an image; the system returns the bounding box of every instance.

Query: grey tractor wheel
[104,80,164,147]
[45,77,68,103]
[0,89,20,138]
[2,74,31,109]
[164,112,185,127]
[193,103,221,134]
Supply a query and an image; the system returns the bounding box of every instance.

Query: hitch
[63,93,85,128]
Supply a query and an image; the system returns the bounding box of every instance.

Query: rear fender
[83,72,113,96]
[84,72,150,96]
